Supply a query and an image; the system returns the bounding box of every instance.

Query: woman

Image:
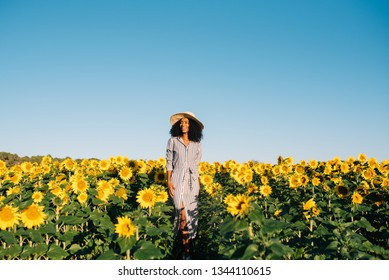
[166,112,204,260]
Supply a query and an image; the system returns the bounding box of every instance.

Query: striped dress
[166,136,202,239]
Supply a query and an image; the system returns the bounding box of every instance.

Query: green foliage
[1,153,388,260]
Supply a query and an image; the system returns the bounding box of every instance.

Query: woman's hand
[168,181,175,198]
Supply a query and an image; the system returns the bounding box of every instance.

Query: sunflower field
[0,154,388,260]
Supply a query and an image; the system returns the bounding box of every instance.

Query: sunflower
[362,168,375,181]
[253,163,266,175]
[77,192,88,204]
[243,172,253,183]
[347,156,355,164]
[99,160,111,171]
[285,157,294,165]
[136,188,156,209]
[312,177,321,186]
[260,185,272,197]
[223,194,234,205]
[226,194,252,218]
[198,162,210,174]
[6,186,21,196]
[157,157,166,168]
[300,174,309,187]
[358,154,367,163]
[114,155,125,166]
[20,204,47,229]
[62,158,77,171]
[153,169,167,184]
[368,158,379,169]
[280,164,290,174]
[71,177,89,194]
[351,192,363,204]
[324,165,332,175]
[272,165,281,176]
[115,216,136,238]
[21,162,34,173]
[32,191,44,203]
[289,174,301,189]
[309,160,318,169]
[274,209,282,217]
[200,174,213,186]
[303,198,316,210]
[0,160,7,170]
[9,173,22,185]
[312,207,320,216]
[340,162,350,174]
[119,166,133,181]
[0,205,20,230]
[96,180,114,202]
[128,160,138,171]
[115,188,128,200]
[109,178,120,187]
[155,190,168,203]
[246,183,259,194]
[295,165,305,175]
[335,184,350,198]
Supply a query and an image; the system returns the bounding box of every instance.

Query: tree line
[0,152,69,167]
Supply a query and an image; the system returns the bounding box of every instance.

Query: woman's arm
[167,170,175,198]
[166,138,175,197]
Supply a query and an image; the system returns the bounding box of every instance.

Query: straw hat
[170,112,204,129]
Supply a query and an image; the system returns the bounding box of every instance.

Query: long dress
[166,136,202,239]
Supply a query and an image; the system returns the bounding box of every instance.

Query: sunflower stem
[126,249,131,260]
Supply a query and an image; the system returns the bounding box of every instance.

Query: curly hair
[170,118,203,142]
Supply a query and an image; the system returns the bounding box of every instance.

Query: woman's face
[180,118,190,133]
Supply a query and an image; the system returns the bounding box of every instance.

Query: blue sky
[1,0,388,164]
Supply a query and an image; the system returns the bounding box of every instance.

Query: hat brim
[170,112,204,130]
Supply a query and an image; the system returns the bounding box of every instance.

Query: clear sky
[1,0,388,164]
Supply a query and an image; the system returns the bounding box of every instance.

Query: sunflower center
[143,193,154,202]
[26,206,40,220]
[0,208,14,221]
[236,201,245,210]
[77,181,87,191]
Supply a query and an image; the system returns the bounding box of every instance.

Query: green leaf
[133,241,163,260]
[118,236,136,254]
[146,227,163,236]
[262,219,287,235]
[292,221,306,230]
[248,209,265,225]
[240,243,259,260]
[68,244,82,254]
[20,246,35,259]
[220,216,248,237]
[326,240,339,252]
[7,245,22,258]
[97,249,121,260]
[0,231,17,244]
[47,244,69,260]
[40,223,56,234]
[58,215,85,225]
[98,215,114,233]
[28,230,43,243]
[137,173,149,185]
[57,230,78,242]
[268,241,294,257]
[354,217,377,232]
[34,244,48,257]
